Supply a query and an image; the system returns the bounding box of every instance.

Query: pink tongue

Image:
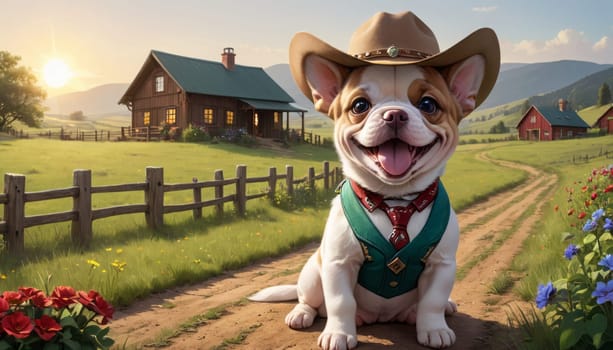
[377,140,413,176]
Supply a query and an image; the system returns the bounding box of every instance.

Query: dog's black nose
[382,109,408,128]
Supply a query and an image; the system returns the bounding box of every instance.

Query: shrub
[518,166,613,349]
[182,124,211,143]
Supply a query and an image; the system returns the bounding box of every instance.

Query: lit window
[143,111,150,126]
[203,108,214,124]
[166,108,176,124]
[155,76,164,92]
[226,110,234,125]
[274,112,280,124]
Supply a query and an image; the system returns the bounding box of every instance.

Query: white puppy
[249,11,499,350]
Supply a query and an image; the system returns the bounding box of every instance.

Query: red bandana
[350,180,439,250]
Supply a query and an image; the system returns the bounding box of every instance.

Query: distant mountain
[45,83,130,118]
[481,60,613,109]
[528,66,613,110]
[264,64,315,113]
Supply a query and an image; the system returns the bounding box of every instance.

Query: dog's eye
[351,98,371,115]
[417,97,439,116]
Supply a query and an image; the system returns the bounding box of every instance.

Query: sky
[3,0,613,96]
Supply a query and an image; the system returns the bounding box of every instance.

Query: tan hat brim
[289,27,500,108]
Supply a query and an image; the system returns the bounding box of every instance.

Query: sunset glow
[43,58,72,88]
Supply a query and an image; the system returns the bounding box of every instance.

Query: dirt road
[110,154,557,349]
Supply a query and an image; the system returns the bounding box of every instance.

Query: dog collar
[348,180,439,213]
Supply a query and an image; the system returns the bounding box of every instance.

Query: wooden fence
[0,162,342,256]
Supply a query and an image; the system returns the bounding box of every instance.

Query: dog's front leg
[416,214,460,349]
[318,260,360,350]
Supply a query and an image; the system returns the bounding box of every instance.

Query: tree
[597,82,611,106]
[489,120,509,134]
[0,51,46,132]
[69,110,86,121]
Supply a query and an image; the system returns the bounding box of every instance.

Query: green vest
[340,180,450,299]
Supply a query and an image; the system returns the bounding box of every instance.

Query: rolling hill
[45,83,130,118]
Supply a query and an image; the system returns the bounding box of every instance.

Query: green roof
[535,106,590,128]
[151,50,294,103]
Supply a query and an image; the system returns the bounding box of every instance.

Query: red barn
[516,99,590,141]
[593,105,613,134]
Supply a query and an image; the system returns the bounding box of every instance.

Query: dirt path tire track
[110,154,557,350]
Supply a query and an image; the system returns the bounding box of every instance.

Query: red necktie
[350,180,438,250]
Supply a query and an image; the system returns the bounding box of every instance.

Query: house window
[567,130,573,137]
[530,115,536,123]
[203,108,214,125]
[225,110,234,126]
[155,76,164,92]
[165,108,176,124]
[274,112,280,124]
[143,111,150,126]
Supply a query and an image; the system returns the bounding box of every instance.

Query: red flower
[1,311,34,339]
[2,291,24,305]
[585,200,592,208]
[34,315,62,341]
[588,176,593,182]
[50,286,77,309]
[554,205,559,212]
[581,185,588,192]
[78,290,114,324]
[578,211,587,219]
[605,184,613,193]
[30,291,52,309]
[18,287,41,300]
[591,192,598,200]
[0,297,9,316]
[567,208,575,216]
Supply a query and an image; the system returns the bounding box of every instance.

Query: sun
[43,58,72,88]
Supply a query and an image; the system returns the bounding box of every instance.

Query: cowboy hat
[289,11,500,108]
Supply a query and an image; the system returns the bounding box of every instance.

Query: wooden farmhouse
[118,48,306,139]
[593,105,613,134]
[516,99,590,141]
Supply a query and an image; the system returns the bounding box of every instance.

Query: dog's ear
[446,55,486,117]
[304,55,346,115]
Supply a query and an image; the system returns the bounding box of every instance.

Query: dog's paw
[285,303,317,329]
[444,300,458,315]
[417,326,456,349]
[317,332,358,350]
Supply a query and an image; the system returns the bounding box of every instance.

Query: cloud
[594,36,608,51]
[472,6,497,13]
[502,29,613,63]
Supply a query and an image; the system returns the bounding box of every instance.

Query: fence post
[268,167,277,200]
[146,167,164,229]
[286,165,294,197]
[323,161,330,190]
[308,167,315,195]
[235,165,247,216]
[146,126,151,142]
[192,177,202,220]
[214,170,224,218]
[71,170,93,248]
[3,174,25,256]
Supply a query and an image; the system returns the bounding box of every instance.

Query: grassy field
[488,137,613,301]
[0,136,524,307]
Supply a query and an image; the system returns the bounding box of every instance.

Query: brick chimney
[221,47,236,70]
[558,98,568,112]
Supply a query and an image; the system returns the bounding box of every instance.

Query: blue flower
[563,244,579,260]
[583,219,598,232]
[604,218,613,231]
[536,282,557,309]
[599,254,613,270]
[592,208,605,221]
[592,280,613,304]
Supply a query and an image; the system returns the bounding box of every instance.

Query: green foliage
[597,83,611,106]
[0,51,46,131]
[515,167,613,349]
[181,124,211,143]
[488,120,510,134]
[272,182,334,211]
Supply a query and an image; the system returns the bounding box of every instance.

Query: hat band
[353,45,433,61]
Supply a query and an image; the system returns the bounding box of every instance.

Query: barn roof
[517,105,590,128]
[536,106,590,128]
[119,50,305,111]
